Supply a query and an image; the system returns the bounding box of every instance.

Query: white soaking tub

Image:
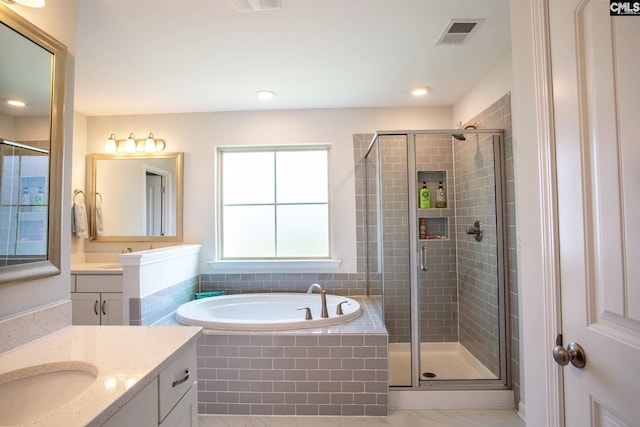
[175,293,361,330]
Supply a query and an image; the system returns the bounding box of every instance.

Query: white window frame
[209,144,342,272]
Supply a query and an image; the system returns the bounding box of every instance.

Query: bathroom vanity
[0,325,202,426]
[70,259,124,325]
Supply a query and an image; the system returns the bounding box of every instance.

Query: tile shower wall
[353,134,458,344]
[415,134,458,343]
[453,132,501,377]
[461,94,520,404]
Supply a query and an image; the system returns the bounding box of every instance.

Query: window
[217,146,330,260]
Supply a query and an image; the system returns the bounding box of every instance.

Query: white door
[146,172,164,235]
[550,0,640,425]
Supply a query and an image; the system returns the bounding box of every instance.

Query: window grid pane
[219,147,330,259]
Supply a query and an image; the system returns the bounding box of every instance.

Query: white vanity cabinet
[71,273,124,325]
[102,343,198,427]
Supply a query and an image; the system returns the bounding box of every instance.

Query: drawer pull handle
[172,369,190,387]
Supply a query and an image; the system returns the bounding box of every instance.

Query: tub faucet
[121,247,132,254]
[306,283,329,318]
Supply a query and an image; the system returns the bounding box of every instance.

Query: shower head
[452,124,477,141]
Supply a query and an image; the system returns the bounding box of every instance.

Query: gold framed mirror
[87,152,183,242]
[0,4,66,285]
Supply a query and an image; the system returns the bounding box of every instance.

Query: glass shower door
[374,134,413,387]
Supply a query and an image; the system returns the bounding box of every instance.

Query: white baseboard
[389,389,515,410]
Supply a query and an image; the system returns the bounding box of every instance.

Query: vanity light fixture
[103,133,167,153]
[411,86,431,97]
[0,0,45,8]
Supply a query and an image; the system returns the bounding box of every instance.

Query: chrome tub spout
[306,283,329,318]
[306,283,323,294]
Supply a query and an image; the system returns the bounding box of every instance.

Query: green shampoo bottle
[419,182,431,209]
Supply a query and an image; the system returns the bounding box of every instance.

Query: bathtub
[175,293,361,330]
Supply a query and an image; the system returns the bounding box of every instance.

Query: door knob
[552,334,587,369]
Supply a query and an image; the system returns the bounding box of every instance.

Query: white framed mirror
[0,4,66,285]
[87,152,183,242]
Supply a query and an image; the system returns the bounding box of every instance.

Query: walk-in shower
[365,129,509,389]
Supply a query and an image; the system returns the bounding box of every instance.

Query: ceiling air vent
[436,19,484,45]
[231,0,280,12]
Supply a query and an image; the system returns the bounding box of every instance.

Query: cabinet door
[71,293,100,325]
[159,381,197,427]
[101,293,123,325]
[102,378,158,427]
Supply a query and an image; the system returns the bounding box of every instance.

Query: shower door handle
[420,245,428,271]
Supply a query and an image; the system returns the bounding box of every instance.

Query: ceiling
[74,0,511,117]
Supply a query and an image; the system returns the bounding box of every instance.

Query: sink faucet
[306,283,329,318]
[121,247,132,254]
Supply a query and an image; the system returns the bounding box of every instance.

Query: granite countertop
[0,325,202,426]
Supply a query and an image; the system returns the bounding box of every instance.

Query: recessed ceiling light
[4,98,27,107]
[255,90,275,101]
[411,87,431,97]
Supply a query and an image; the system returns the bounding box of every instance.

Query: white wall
[452,52,513,127]
[0,1,76,319]
[83,107,452,271]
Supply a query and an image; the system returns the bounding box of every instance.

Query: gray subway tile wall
[129,275,198,326]
[463,93,519,404]
[200,273,367,296]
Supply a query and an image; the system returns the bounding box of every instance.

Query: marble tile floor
[199,409,525,426]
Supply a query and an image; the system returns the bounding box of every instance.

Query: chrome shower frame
[365,129,510,390]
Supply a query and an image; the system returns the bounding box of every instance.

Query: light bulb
[144,133,156,152]
[104,134,117,153]
[124,133,136,153]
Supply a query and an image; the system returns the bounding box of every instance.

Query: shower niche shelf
[418,217,448,240]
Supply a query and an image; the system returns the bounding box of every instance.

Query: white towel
[95,195,104,236]
[73,202,89,239]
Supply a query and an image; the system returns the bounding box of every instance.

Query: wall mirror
[0,4,66,285]
[87,152,183,242]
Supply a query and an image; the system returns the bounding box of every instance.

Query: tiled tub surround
[193,297,389,416]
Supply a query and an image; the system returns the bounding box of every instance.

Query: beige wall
[81,107,452,271]
[0,1,76,319]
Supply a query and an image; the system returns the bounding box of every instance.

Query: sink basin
[0,361,98,425]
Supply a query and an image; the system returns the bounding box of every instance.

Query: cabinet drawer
[75,274,123,292]
[158,344,197,423]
